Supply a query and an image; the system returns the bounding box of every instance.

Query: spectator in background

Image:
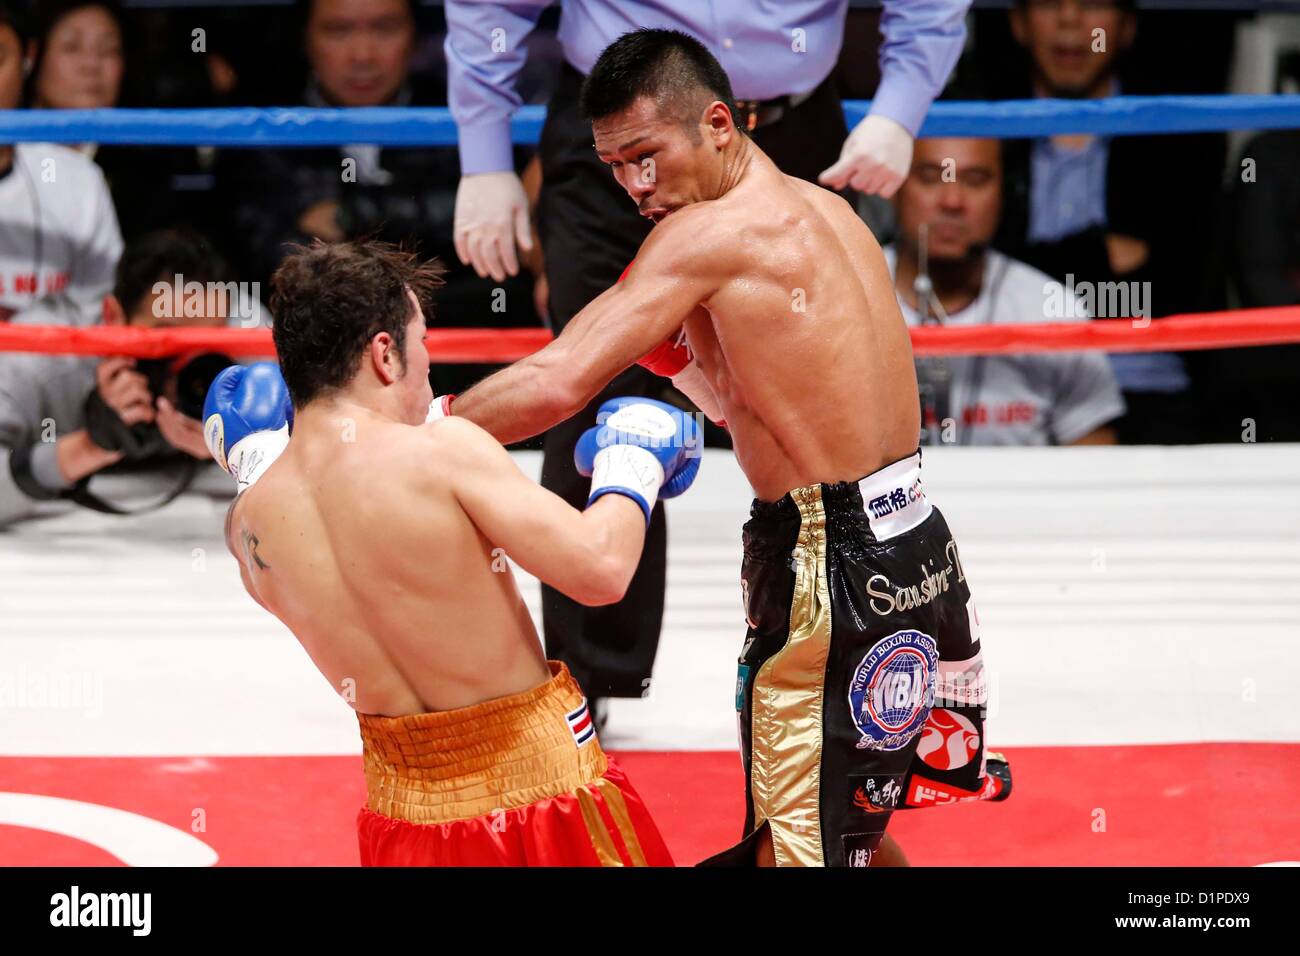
[0,229,240,527]
[996,0,1224,444]
[0,0,121,324]
[1205,130,1300,441]
[218,0,537,347]
[27,0,122,111]
[887,136,1124,446]
[25,0,218,242]
[446,0,970,725]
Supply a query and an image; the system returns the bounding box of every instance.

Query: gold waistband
[356,661,608,825]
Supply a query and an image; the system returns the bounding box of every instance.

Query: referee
[445,0,969,723]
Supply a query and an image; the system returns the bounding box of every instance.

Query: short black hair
[114,229,232,319]
[0,0,28,46]
[580,28,740,136]
[270,240,445,409]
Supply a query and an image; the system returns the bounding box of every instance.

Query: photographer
[0,229,251,526]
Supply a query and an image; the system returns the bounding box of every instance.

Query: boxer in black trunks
[440,28,1011,866]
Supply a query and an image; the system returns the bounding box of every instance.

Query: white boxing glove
[425,394,454,423]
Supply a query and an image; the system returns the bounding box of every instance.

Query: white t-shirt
[883,246,1125,446]
[0,143,123,324]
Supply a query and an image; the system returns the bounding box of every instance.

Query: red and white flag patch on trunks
[566,699,596,747]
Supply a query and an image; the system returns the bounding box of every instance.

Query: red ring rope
[1,306,1298,362]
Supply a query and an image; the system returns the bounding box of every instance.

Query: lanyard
[911,254,1010,447]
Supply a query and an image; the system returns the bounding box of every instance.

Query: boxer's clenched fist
[574,397,703,525]
[203,362,293,491]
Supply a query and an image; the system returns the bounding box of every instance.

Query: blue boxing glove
[574,398,702,525]
[202,362,293,492]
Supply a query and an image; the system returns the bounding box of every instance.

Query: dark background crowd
[1,0,1298,458]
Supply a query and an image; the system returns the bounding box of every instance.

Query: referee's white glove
[453,172,534,283]
[819,114,915,199]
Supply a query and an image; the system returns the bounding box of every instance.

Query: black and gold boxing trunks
[705,449,1011,867]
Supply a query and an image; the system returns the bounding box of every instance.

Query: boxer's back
[681,155,920,501]
[226,411,547,716]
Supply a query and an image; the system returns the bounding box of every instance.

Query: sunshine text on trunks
[49,886,151,936]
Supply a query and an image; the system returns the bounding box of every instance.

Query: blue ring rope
[0,95,1296,146]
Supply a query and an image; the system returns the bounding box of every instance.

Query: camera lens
[175,353,236,419]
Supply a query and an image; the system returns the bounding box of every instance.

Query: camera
[85,352,235,459]
[137,352,237,420]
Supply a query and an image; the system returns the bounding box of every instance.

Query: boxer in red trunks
[202,240,699,866]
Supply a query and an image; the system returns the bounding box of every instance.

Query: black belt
[732,87,818,131]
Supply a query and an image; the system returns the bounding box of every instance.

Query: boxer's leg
[718,481,936,868]
[895,510,1013,810]
[730,483,927,868]
[711,492,804,866]
[746,824,913,868]
[871,833,910,867]
[819,489,940,868]
[755,822,775,867]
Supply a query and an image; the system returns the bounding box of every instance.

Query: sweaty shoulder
[790,176,879,241]
[785,176,895,292]
[636,201,735,272]
[414,415,509,486]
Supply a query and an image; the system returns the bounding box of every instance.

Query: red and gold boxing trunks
[355,661,673,867]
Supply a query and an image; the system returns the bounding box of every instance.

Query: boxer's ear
[706,101,734,149]
[371,331,402,385]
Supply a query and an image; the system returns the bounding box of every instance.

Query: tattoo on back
[241,529,271,571]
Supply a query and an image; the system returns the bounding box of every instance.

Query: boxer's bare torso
[455,141,920,503]
[674,150,920,500]
[225,411,550,717]
[222,143,918,720]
